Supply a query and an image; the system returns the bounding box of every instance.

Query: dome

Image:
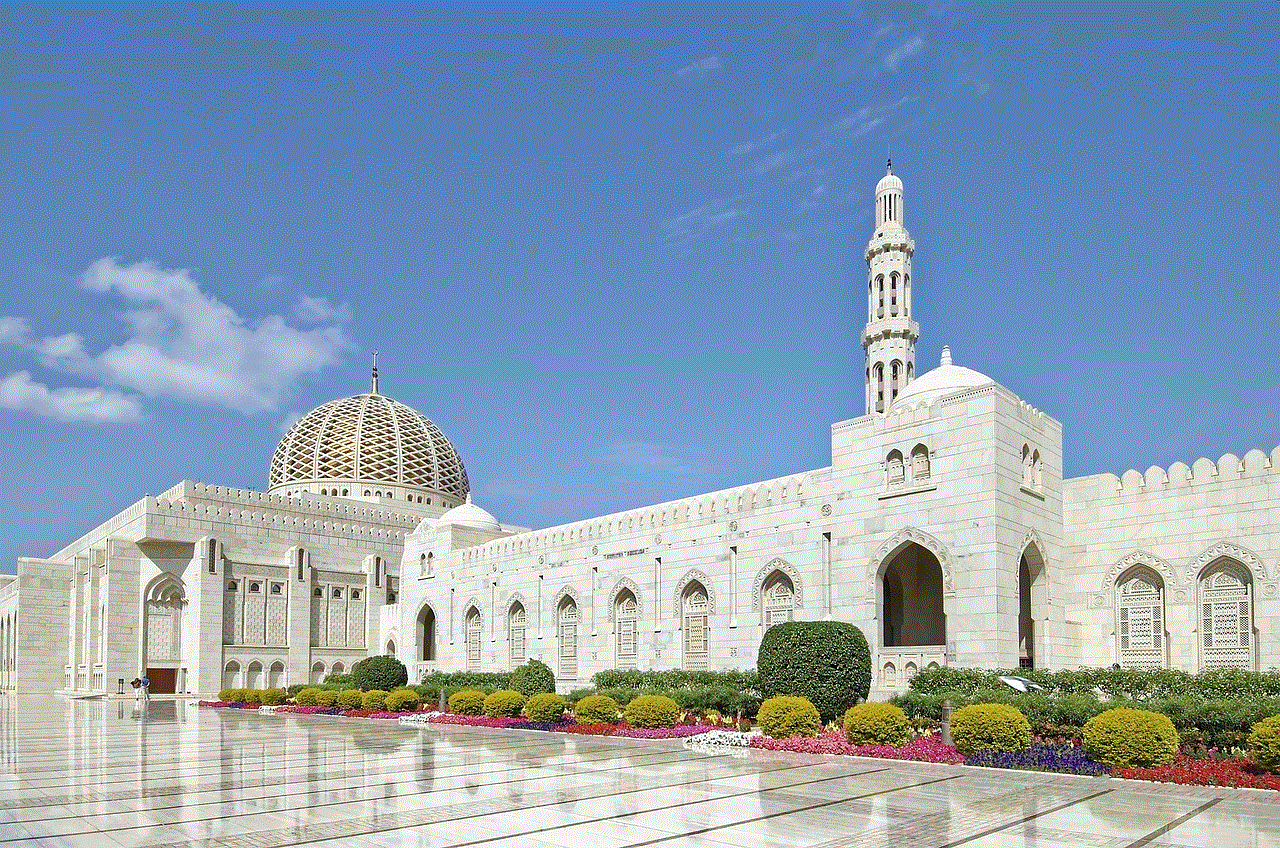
[891,347,994,409]
[268,391,469,501]
[437,494,501,532]
[876,159,903,194]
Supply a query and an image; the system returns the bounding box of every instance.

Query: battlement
[1065,446,1279,503]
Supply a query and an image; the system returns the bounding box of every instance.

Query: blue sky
[2,3,1277,573]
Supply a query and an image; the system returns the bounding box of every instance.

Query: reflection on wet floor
[0,694,1274,848]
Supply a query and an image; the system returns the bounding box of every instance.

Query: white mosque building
[2,166,1276,697]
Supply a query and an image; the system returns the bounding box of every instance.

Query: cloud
[884,36,925,71]
[660,199,748,244]
[277,410,304,434]
[753,150,796,174]
[824,97,911,140]
[730,131,783,157]
[6,258,353,417]
[676,55,721,77]
[0,371,144,423]
[597,440,695,479]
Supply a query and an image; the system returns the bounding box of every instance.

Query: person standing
[139,675,150,701]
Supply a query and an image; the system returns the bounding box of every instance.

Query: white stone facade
[2,167,1276,696]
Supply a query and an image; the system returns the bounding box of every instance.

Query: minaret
[862,160,919,414]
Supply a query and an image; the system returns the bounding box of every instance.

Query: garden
[201,623,1280,791]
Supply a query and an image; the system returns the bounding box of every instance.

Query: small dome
[438,494,500,531]
[268,392,468,501]
[891,347,994,409]
[876,160,903,194]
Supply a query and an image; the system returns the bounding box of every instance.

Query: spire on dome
[371,351,380,394]
[886,157,892,175]
[940,346,952,367]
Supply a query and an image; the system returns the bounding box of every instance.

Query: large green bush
[1083,708,1178,768]
[1247,715,1280,773]
[510,660,556,697]
[448,689,487,716]
[483,689,527,718]
[524,692,569,722]
[384,688,421,712]
[949,703,1032,756]
[361,689,389,711]
[352,655,408,691]
[757,621,870,721]
[844,702,911,747]
[336,689,364,710]
[758,695,821,739]
[623,694,682,728]
[293,686,324,706]
[259,688,287,706]
[313,688,339,707]
[574,694,621,724]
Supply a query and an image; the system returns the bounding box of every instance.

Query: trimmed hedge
[294,687,325,706]
[483,690,527,718]
[758,695,821,739]
[950,703,1032,756]
[907,666,1280,701]
[323,672,355,688]
[448,689,487,716]
[336,689,364,710]
[1248,715,1280,773]
[353,655,408,691]
[361,689,389,712]
[510,660,556,697]
[574,694,621,724]
[593,669,760,692]
[525,692,569,722]
[844,702,911,747]
[1083,707,1178,768]
[623,694,682,729]
[384,688,421,712]
[758,621,871,721]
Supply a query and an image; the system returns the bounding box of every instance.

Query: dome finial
[371,351,379,394]
[886,157,892,175]
[940,346,952,367]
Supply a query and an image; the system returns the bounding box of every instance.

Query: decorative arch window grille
[886,450,905,485]
[911,445,930,480]
[557,599,579,679]
[508,603,527,667]
[465,608,482,671]
[615,591,638,669]
[1116,567,1165,669]
[1200,563,1253,670]
[890,360,901,402]
[682,584,709,671]
[761,572,795,628]
[1022,445,1033,486]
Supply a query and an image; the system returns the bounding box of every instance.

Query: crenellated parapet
[1066,446,1279,503]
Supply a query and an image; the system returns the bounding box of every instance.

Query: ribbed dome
[268,392,469,501]
[891,347,994,409]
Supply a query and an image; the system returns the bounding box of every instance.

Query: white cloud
[676,55,722,77]
[661,200,748,244]
[597,440,695,478]
[0,371,143,423]
[730,131,783,157]
[0,317,31,345]
[753,150,796,174]
[884,36,925,71]
[9,258,353,417]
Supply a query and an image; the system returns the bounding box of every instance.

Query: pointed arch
[1197,554,1255,670]
[871,528,954,595]
[507,598,528,667]
[673,569,716,616]
[607,577,642,622]
[144,573,185,667]
[416,602,437,662]
[1188,542,1267,584]
[1102,551,1176,592]
[464,605,482,671]
[556,592,579,679]
[752,558,803,610]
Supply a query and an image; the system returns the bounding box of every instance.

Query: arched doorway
[144,574,186,694]
[417,604,436,662]
[881,543,945,647]
[1018,543,1046,669]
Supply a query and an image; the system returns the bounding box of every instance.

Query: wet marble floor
[0,695,1276,847]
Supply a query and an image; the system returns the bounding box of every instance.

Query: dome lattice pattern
[269,393,468,499]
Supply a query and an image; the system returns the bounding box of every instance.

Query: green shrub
[757,621,871,721]
[1083,707,1178,768]
[950,703,1032,756]
[758,695,821,739]
[1247,715,1280,773]
[592,669,760,692]
[384,688,422,712]
[352,655,408,691]
[324,672,355,688]
[294,686,324,706]
[361,689,389,711]
[448,689,486,716]
[510,660,556,697]
[483,689,527,718]
[285,683,310,699]
[335,689,364,710]
[259,688,287,706]
[623,694,681,728]
[525,692,569,722]
[217,688,241,703]
[313,688,339,708]
[844,702,911,747]
[574,694,621,724]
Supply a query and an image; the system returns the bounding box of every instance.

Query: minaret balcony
[862,317,920,346]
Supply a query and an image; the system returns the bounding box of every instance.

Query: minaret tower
[862,160,919,414]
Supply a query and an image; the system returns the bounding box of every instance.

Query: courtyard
[0,694,1276,848]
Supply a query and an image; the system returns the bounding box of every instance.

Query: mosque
[2,167,1276,697]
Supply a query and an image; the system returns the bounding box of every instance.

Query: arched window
[1200,560,1253,670]
[682,582,709,670]
[911,444,930,480]
[1032,450,1042,488]
[268,661,285,689]
[508,602,527,667]
[761,571,794,627]
[890,360,901,401]
[222,660,241,690]
[615,590,638,669]
[1022,445,1033,486]
[876,275,885,317]
[246,661,263,689]
[1116,567,1165,669]
[310,661,325,684]
[419,553,427,577]
[465,607,482,671]
[418,605,436,662]
[886,450,905,485]
[890,272,899,315]
[557,598,578,679]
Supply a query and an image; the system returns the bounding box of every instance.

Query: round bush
[293,687,324,706]
[1083,707,1178,768]
[217,688,241,703]
[844,702,911,747]
[336,689,364,710]
[757,621,871,721]
[510,660,556,697]
[360,689,389,711]
[448,689,487,716]
[313,688,339,708]
[352,655,408,691]
[525,692,570,722]
[623,694,682,729]
[1248,715,1280,773]
[575,694,621,724]
[950,703,1032,756]
[758,695,821,739]
[384,688,422,712]
[483,689,527,717]
[259,688,287,706]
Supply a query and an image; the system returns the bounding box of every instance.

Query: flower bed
[964,742,1108,776]
[1116,755,1280,790]
[749,730,963,763]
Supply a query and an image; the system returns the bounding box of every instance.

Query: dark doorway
[146,667,177,694]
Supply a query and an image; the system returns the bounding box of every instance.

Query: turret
[863,160,920,414]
